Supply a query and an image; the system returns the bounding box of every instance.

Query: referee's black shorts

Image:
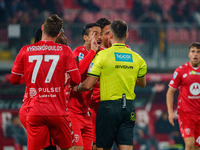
[96,100,135,148]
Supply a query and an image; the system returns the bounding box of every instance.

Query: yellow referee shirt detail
[87,43,147,101]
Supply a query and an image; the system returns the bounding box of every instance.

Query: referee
[76,19,147,150]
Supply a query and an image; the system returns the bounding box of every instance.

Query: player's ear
[56,32,61,38]
[83,35,88,42]
[126,32,129,39]
[41,24,44,31]
[109,32,113,39]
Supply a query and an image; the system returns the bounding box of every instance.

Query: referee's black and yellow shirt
[87,43,147,101]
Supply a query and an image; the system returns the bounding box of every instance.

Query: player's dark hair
[34,28,42,43]
[110,19,128,40]
[96,18,111,29]
[34,28,67,45]
[189,42,200,49]
[82,23,100,36]
[55,29,68,45]
[44,14,63,37]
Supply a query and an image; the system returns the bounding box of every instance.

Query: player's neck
[189,62,200,68]
[111,39,126,45]
[101,44,109,49]
[83,43,91,51]
[41,34,57,42]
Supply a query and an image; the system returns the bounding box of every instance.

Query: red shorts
[69,111,93,150]
[19,103,56,148]
[19,102,27,129]
[178,112,200,146]
[26,115,74,150]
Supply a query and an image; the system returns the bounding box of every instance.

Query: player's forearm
[10,73,24,84]
[78,50,96,75]
[166,88,175,114]
[136,77,146,88]
[68,70,81,85]
[77,76,97,91]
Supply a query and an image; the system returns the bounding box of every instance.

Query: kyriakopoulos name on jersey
[115,65,133,69]
[38,87,61,93]
[27,45,63,51]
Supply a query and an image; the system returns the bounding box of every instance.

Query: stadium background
[0,0,200,149]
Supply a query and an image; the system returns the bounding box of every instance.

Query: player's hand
[72,85,78,92]
[91,32,98,52]
[168,112,175,126]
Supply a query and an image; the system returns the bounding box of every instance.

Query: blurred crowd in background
[0,0,200,71]
[0,0,200,25]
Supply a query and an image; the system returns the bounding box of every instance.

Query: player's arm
[10,47,25,85]
[77,50,96,75]
[73,33,99,75]
[10,74,25,84]
[65,46,81,85]
[67,69,81,85]
[136,77,146,88]
[77,76,97,91]
[137,56,147,88]
[166,86,176,126]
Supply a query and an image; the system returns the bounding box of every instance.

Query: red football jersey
[67,46,96,114]
[12,41,79,116]
[169,62,200,114]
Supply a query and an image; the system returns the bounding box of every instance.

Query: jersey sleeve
[65,46,79,72]
[169,68,181,89]
[137,57,147,78]
[73,48,96,75]
[11,47,25,75]
[87,52,103,78]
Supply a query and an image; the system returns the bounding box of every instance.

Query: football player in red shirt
[67,23,101,150]
[167,42,200,150]
[10,14,81,150]
[19,28,68,150]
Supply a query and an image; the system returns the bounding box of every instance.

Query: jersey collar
[112,43,126,46]
[40,40,55,44]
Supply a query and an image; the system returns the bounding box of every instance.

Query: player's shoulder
[176,62,189,72]
[129,49,144,60]
[73,45,85,52]
[19,43,34,54]
[22,43,35,49]
[96,48,108,57]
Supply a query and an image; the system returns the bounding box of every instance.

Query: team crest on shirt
[183,73,187,78]
[185,128,191,135]
[88,63,94,73]
[78,53,84,61]
[173,71,178,79]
